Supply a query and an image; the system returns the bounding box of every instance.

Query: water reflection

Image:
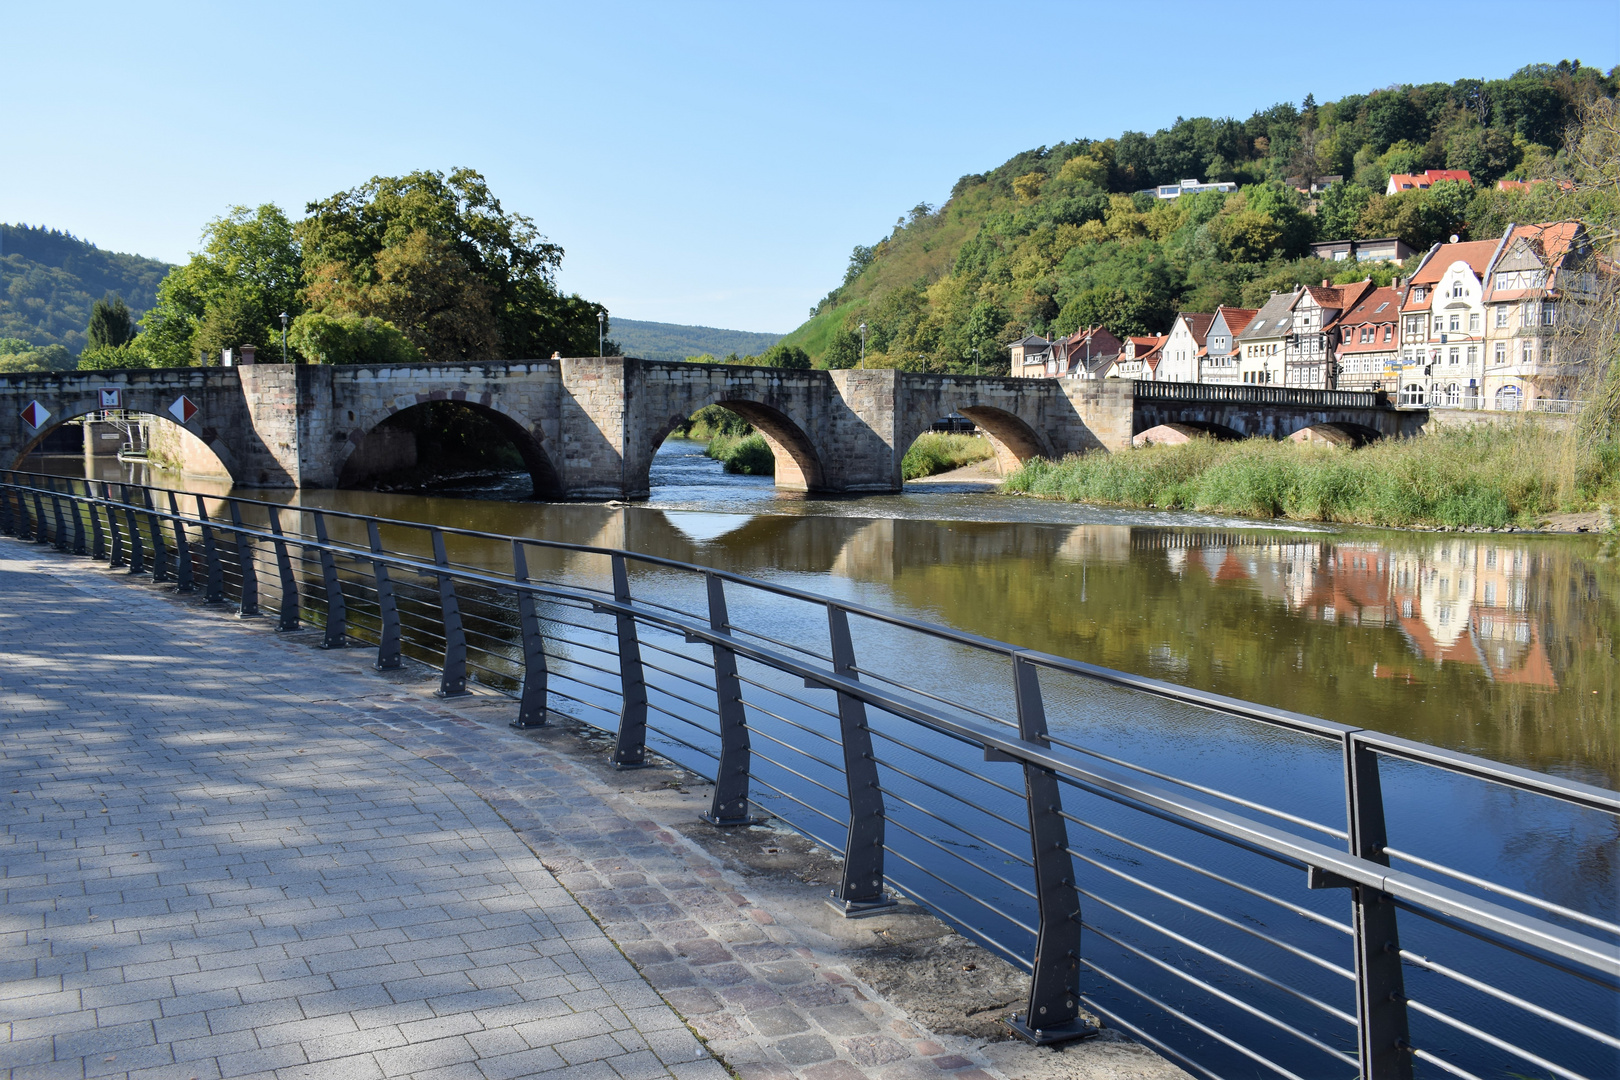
[22,444,1617,786]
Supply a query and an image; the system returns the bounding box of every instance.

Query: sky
[2,2,1617,334]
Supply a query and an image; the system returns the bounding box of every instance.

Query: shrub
[902,432,995,479]
[705,432,774,475]
[287,312,422,365]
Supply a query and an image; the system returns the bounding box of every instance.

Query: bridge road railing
[2,469,1616,1080]
[1133,380,1389,410]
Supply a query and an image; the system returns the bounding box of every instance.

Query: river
[23,435,1618,1078]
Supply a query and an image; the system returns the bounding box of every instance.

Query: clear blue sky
[2,1,1616,333]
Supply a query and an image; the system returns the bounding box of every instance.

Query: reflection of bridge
[2,360,1424,498]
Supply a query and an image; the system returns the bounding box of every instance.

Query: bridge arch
[1286,420,1384,447]
[896,394,1054,480]
[642,394,827,494]
[11,404,240,481]
[336,394,563,498]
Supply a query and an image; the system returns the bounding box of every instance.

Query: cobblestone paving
[0,543,721,1080]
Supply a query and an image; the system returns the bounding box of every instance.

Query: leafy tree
[1317,181,1373,241]
[0,338,73,372]
[136,204,301,366]
[755,343,811,369]
[85,294,133,349]
[286,312,423,364]
[298,168,603,361]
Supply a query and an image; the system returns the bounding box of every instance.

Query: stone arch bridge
[1,359,1423,498]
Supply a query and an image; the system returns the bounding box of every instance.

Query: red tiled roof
[1390,169,1472,191]
[1178,312,1215,346]
[1410,240,1499,284]
[1215,306,1259,336]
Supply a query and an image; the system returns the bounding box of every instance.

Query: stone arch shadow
[899,401,1053,478]
[643,395,828,494]
[1284,420,1385,447]
[11,405,241,481]
[336,395,563,499]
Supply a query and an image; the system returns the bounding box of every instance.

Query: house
[1009,335,1054,377]
[1197,306,1258,383]
[1287,280,1374,389]
[1286,174,1344,195]
[1385,169,1472,196]
[1396,235,1508,407]
[1482,221,1594,411]
[1156,313,1214,383]
[1308,238,1415,264]
[1107,336,1166,379]
[1054,326,1123,379]
[1234,291,1299,385]
[1333,284,1406,392]
[1152,178,1238,200]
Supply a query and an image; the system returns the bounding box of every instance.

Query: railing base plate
[699,812,764,828]
[826,895,899,919]
[612,758,654,771]
[1004,1016,1099,1046]
[509,718,548,729]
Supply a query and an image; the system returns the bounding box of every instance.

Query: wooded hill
[610,318,781,363]
[0,224,170,353]
[781,60,1617,372]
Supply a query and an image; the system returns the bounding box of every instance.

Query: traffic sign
[20,400,50,428]
[169,395,199,424]
[99,388,122,408]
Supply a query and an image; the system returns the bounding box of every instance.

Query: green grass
[705,432,775,475]
[902,432,994,480]
[1003,425,1620,529]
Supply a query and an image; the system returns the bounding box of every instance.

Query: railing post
[1006,654,1094,1045]
[265,505,301,631]
[430,529,468,697]
[312,512,347,648]
[32,484,49,546]
[0,473,13,536]
[701,574,759,826]
[168,491,194,592]
[89,482,105,560]
[1344,733,1413,1080]
[509,541,548,728]
[609,553,651,769]
[226,499,258,615]
[366,520,402,670]
[121,485,145,574]
[142,488,169,582]
[826,605,896,917]
[47,477,70,552]
[69,480,87,556]
[107,484,126,567]
[194,495,224,603]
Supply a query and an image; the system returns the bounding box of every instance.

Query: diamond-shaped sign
[169,395,199,424]
[20,400,51,429]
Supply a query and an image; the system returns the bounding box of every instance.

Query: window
[1374,302,1389,313]
[1449,314,1461,332]
[1468,313,1480,332]
[1542,305,1556,326]
[1521,342,1534,364]
[1467,345,1477,366]
[1382,325,1393,342]
[1494,342,1506,364]
[1452,280,1465,298]
[1495,305,1509,327]
[1433,317,1445,333]
[1522,300,1535,325]
[1449,348,1460,365]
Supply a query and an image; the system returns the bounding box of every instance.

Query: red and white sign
[98,388,122,408]
[20,400,51,428]
[169,395,199,424]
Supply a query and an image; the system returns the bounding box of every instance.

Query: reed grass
[902,432,995,480]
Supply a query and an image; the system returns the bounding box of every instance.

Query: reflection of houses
[1155,533,1556,688]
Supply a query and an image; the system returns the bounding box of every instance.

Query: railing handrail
[7,468,1613,819]
[4,468,1616,1080]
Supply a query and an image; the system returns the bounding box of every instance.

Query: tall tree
[298,168,605,361]
[85,293,132,349]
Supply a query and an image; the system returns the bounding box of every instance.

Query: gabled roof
[1129,335,1166,349]
[1012,334,1052,347]
[1484,221,1585,302]
[1235,291,1300,341]
[1341,286,1405,325]
[1174,312,1215,346]
[1410,240,1498,284]
[1389,169,1472,192]
[1213,305,1259,336]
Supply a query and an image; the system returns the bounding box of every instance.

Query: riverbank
[1003,424,1620,531]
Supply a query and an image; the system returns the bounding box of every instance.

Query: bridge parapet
[1133,380,1390,410]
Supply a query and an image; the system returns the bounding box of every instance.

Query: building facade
[1197,306,1258,383]
[1235,291,1298,385]
[1333,285,1406,391]
[1156,313,1214,383]
[1397,238,1503,407]
[1482,222,1592,411]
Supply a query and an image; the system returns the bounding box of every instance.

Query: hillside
[610,318,781,362]
[781,60,1617,373]
[0,224,171,353]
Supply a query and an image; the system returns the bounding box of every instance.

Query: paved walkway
[0,537,1181,1080]
[0,544,718,1080]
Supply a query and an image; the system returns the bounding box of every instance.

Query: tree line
[788,60,1618,372]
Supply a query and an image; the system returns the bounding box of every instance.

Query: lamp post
[858,321,867,369]
[279,312,291,364]
[598,310,606,357]
[966,346,981,376]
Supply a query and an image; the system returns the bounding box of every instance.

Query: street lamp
[966,346,981,376]
[598,310,606,357]
[858,321,867,369]
[279,312,291,364]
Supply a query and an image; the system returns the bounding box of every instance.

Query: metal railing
[2,469,1615,1080]
[1134,381,1388,410]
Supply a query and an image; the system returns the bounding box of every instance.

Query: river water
[25,436,1618,1078]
